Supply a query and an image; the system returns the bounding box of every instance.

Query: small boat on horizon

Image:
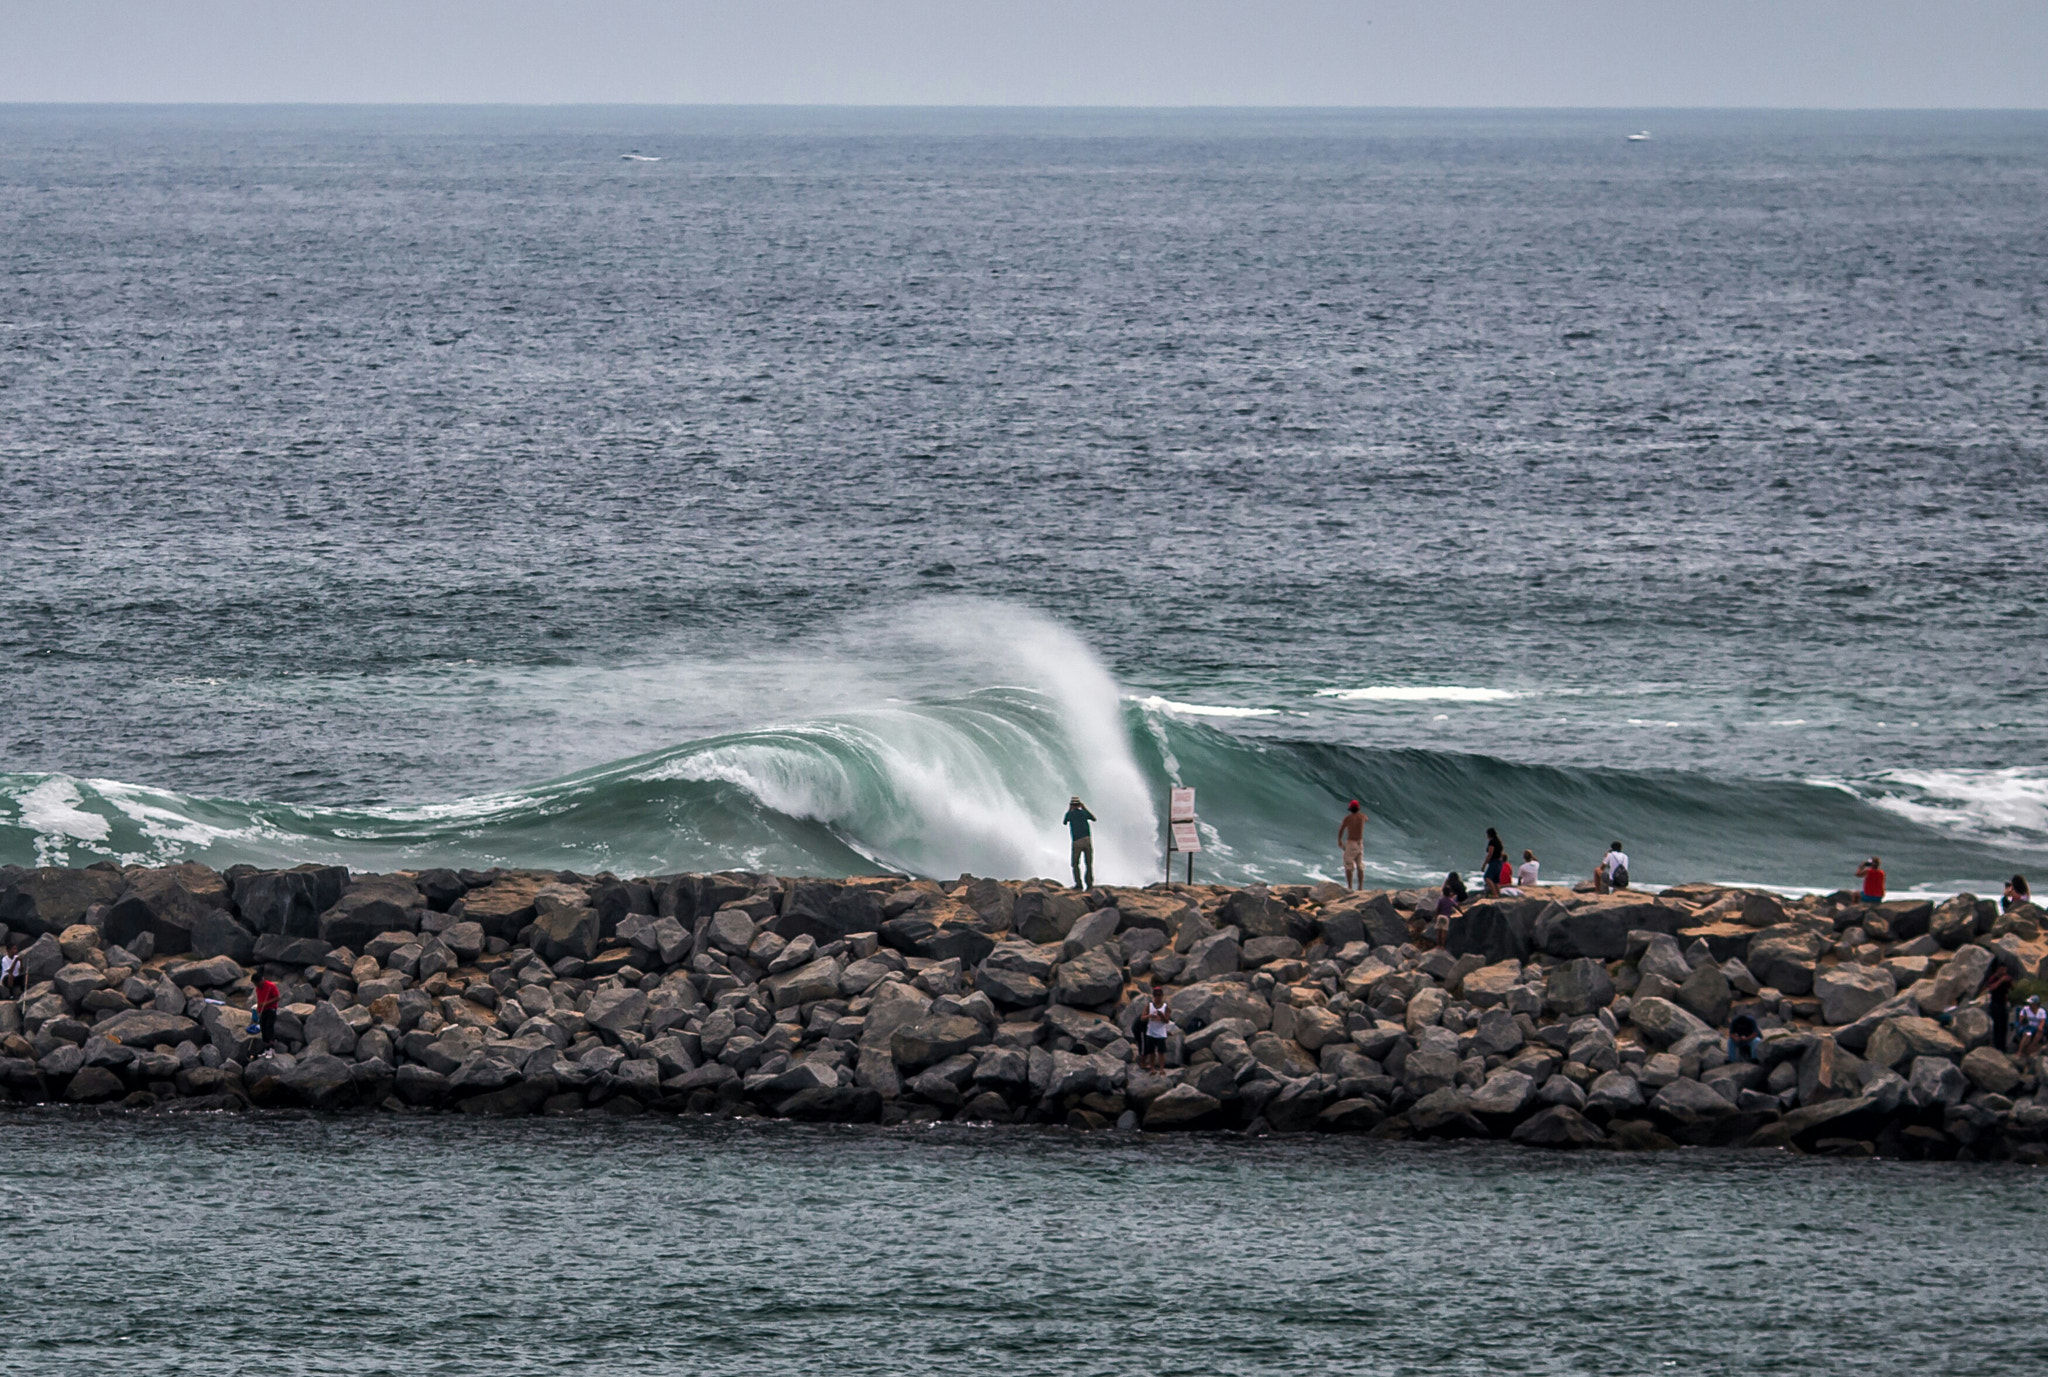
[1626,131,1651,142]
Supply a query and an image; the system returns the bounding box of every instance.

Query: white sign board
[1170,821,1201,854]
[1169,787,1196,823]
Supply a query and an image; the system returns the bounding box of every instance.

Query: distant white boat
[620,153,661,162]
[1626,131,1651,142]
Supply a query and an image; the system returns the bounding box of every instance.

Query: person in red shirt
[1856,856,1886,906]
[253,974,281,1048]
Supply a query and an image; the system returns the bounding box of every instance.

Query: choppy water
[0,1113,2041,1377]
[4,107,2047,891]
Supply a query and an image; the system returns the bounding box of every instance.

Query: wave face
[4,694,2042,894]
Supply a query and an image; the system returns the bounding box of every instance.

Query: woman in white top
[1516,850,1540,889]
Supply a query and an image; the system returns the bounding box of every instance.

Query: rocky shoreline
[2,860,2044,1160]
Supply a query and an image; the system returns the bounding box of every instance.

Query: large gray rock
[1533,900,1688,960]
[584,988,648,1038]
[163,955,245,989]
[1143,1084,1223,1129]
[64,1064,126,1103]
[1796,1037,1868,1106]
[316,875,422,950]
[1747,928,1827,996]
[1165,979,1271,1032]
[282,1052,359,1109]
[766,955,844,1010]
[189,910,257,964]
[51,962,104,1005]
[19,932,65,986]
[0,866,126,937]
[1961,1046,2022,1095]
[1675,961,1732,1027]
[531,906,600,963]
[90,1009,199,1049]
[1467,1068,1536,1119]
[1013,888,1088,945]
[1906,1055,1967,1109]
[231,865,348,938]
[1053,948,1125,1007]
[1635,933,1692,983]
[891,1015,990,1071]
[1511,1104,1607,1147]
[1863,1016,1965,1069]
[1544,958,1615,1016]
[1584,1070,1645,1115]
[302,1001,359,1057]
[105,863,229,955]
[1446,899,1542,964]
[975,965,1048,1009]
[1928,894,1981,949]
[1061,907,1120,959]
[1628,996,1709,1049]
[777,1085,884,1122]
[1180,932,1241,984]
[1219,888,1311,942]
[1814,964,1896,1026]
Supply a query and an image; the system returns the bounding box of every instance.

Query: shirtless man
[1338,800,1369,890]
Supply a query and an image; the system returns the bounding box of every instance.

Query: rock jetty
[3,861,2045,1160]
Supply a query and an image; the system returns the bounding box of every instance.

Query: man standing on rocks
[0,941,20,999]
[1064,796,1097,890]
[1338,800,1369,890]
[253,970,281,1049]
[1141,984,1174,1071]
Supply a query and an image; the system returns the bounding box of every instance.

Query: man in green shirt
[1063,796,1097,890]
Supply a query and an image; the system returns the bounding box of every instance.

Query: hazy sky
[2,0,2045,107]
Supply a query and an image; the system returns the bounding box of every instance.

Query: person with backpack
[1602,842,1630,891]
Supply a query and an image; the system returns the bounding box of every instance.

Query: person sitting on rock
[2004,874,2031,912]
[1602,842,1630,891]
[1855,856,1885,906]
[1515,849,1540,891]
[1727,1012,1763,1064]
[1141,984,1174,1072]
[1427,872,1467,947]
[2016,996,2046,1060]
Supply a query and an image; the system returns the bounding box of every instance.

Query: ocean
[4,1113,2044,1377]
[3,106,2045,893]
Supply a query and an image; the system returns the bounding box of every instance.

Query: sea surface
[0,1112,2042,1377]
[3,107,2047,892]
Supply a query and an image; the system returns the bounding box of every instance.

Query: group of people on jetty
[1044,793,2048,1063]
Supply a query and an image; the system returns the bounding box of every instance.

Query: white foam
[1316,686,1521,703]
[14,778,111,866]
[1856,767,2048,842]
[1129,695,1279,719]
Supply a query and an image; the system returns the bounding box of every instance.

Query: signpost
[1166,787,1200,884]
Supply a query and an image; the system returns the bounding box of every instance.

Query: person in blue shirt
[1063,796,1097,889]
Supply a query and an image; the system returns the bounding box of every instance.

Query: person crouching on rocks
[253,971,281,1048]
[1141,984,1174,1072]
[1426,872,1466,948]
[1727,1012,1763,1064]
[1064,795,1097,890]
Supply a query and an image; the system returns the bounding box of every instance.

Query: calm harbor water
[0,1112,2041,1376]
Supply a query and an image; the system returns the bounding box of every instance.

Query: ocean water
[1,1112,2042,1377]
[3,107,2046,892]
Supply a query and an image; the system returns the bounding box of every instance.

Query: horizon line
[4,101,2046,113]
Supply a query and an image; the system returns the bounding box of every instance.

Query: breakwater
[3,860,2044,1160]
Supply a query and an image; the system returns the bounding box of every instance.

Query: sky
[1,0,2045,107]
